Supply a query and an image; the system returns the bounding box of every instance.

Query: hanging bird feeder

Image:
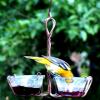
[7,0,92,98]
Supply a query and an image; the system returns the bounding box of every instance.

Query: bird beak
[24,56,50,65]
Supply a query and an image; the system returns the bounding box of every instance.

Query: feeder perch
[49,75,93,97]
[7,75,47,96]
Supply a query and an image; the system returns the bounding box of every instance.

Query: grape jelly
[7,75,45,96]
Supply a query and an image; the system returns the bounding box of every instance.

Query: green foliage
[53,0,100,41]
[0,0,100,100]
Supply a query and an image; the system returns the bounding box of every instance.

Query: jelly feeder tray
[7,74,93,97]
[7,75,47,96]
[50,75,93,97]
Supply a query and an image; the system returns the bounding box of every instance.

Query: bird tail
[24,56,41,60]
[24,56,51,65]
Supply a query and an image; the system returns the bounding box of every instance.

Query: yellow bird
[25,56,73,83]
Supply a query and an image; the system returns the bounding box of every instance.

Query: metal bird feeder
[7,0,93,98]
[7,75,47,96]
[49,75,92,97]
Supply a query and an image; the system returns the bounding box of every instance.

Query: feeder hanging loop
[45,17,56,38]
[44,0,56,56]
[45,17,56,56]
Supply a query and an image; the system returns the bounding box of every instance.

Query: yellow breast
[56,67,73,78]
[46,63,73,78]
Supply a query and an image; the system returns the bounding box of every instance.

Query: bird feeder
[49,75,92,97]
[7,75,47,96]
[7,0,92,98]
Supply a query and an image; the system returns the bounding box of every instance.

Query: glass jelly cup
[7,75,47,96]
[49,75,93,98]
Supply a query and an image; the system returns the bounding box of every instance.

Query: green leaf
[0,55,6,62]
[94,25,99,33]
[84,24,99,35]
[84,24,93,34]
[80,30,87,41]
[30,30,37,38]
[68,15,78,25]
[67,0,75,5]
[67,29,78,40]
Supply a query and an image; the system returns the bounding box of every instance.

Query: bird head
[24,56,51,65]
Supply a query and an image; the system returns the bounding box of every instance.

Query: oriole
[25,56,73,83]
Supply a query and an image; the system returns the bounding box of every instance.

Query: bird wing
[43,56,71,70]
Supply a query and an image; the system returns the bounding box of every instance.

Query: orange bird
[25,56,74,83]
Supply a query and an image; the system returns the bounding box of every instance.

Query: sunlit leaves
[54,0,100,41]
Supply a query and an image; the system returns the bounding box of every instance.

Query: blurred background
[0,0,100,100]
